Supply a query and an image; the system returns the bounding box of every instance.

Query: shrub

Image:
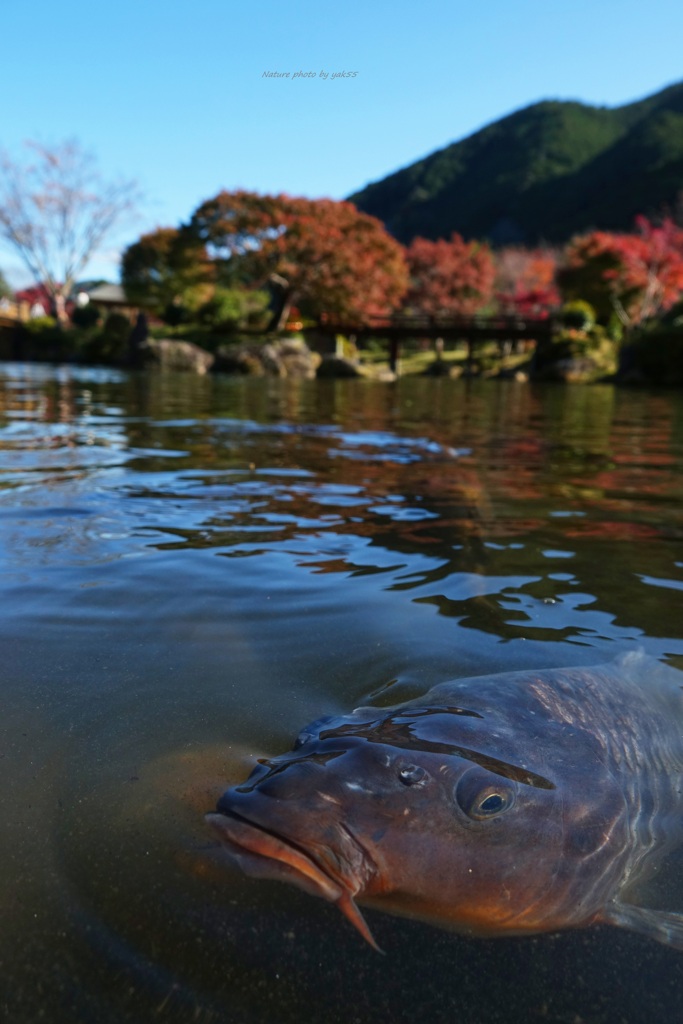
[198,287,271,330]
[23,315,59,335]
[534,319,618,379]
[71,303,102,329]
[559,300,596,331]
[624,321,683,385]
[80,312,132,364]
[14,318,88,361]
[163,302,192,326]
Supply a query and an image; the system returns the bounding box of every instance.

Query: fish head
[207,712,389,948]
[207,703,629,945]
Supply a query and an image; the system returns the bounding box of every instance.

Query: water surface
[2,364,683,1023]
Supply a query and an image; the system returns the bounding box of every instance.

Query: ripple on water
[1,368,683,1023]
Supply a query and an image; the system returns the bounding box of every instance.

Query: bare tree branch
[0,139,140,321]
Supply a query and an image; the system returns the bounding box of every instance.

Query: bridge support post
[388,337,400,375]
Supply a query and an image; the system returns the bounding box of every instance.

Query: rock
[422,359,463,378]
[316,355,365,378]
[213,346,266,375]
[213,337,318,378]
[274,337,318,378]
[534,356,599,383]
[496,365,530,382]
[370,367,397,382]
[139,338,214,374]
[422,359,451,377]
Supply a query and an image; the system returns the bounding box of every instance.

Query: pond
[2,363,683,1023]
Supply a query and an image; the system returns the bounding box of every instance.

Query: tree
[402,233,495,317]
[558,218,683,328]
[0,139,138,322]
[186,190,409,326]
[494,247,560,316]
[121,226,212,318]
[0,267,11,300]
[624,217,683,322]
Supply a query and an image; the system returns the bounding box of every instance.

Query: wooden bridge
[304,314,556,372]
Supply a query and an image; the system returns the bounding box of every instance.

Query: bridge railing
[305,313,557,373]
[311,313,556,334]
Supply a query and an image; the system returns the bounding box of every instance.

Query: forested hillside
[349,82,683,244]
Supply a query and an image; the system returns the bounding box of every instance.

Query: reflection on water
[1,363,683,1023]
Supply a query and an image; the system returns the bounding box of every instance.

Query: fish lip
[206,807,346,902]
[206,807,382,951]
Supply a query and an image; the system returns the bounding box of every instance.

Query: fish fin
[602,900,683,950]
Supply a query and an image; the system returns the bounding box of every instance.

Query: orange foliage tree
[402,233,495,317]
[186,190,409,326]
[558,217,683,326]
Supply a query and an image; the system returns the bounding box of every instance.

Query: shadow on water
[1,365,683,1021]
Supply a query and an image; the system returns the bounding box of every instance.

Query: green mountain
[348,82,683,245]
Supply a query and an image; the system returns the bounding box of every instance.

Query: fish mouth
[206,808,381,951]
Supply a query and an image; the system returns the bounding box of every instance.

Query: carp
[207,652,683,950]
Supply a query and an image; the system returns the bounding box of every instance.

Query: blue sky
[2,0,683,284]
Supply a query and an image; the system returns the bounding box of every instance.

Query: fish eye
[398,764,428,787]
[455,770,515,821]
[478,793,507,815]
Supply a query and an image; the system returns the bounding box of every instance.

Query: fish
[206,651,683,951]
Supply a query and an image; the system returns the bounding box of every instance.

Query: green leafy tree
[121,226,211,319]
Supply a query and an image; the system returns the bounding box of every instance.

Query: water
[1,363,683,1023]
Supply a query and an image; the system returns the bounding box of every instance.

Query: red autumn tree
[558,217,683,326]
[186,190,409,326]
[494,247,560,316]
[402,233,495,317]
